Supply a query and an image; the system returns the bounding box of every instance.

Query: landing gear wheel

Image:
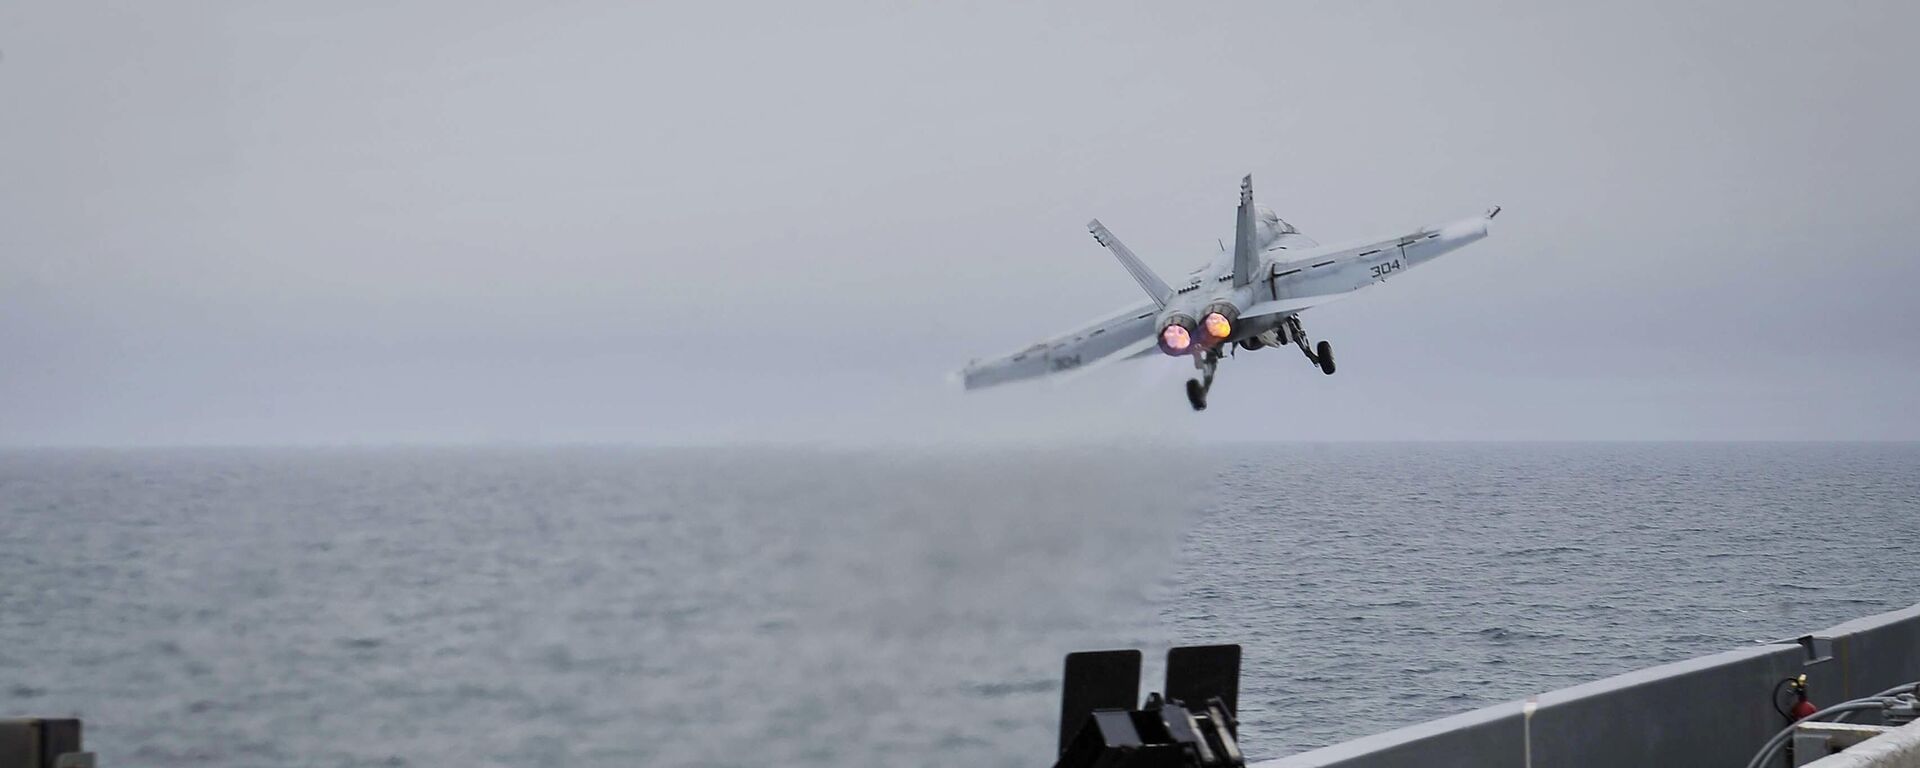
[1186,379,1208,411]
[1316,340,1336,375]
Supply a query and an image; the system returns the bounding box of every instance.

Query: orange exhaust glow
[1203,312,1233,341]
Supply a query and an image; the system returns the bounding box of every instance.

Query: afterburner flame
[1161,324,1192,353]
[1202,312,1233,341]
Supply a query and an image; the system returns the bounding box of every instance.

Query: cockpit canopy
[1193,205,1309,276]
[1255,205,1298,242]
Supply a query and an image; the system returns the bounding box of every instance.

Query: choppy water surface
[3,444,1917,766]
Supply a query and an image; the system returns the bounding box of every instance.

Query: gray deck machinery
[1053,644,1247,768]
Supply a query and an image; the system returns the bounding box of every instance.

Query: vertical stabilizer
[1232,175,1258,288]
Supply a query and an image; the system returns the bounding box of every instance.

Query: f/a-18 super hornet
[959,175,1498,410]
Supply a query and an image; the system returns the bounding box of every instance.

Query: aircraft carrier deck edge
[1250,601,1920,768]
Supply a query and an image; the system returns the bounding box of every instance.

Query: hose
[1871,682,1920,698]
[1745,699,1897,768]
[1833,682,1920,723]
[1772,677,1797,720]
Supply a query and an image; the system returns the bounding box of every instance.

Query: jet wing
[1238,290,1361,320]
[1240,214,1490,319]
[958,302,1160,390]
[1235,232,1406,321]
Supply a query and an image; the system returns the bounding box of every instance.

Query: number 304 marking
[1370,259,1403,279]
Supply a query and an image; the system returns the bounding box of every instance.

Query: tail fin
[1232,175,1257,288]
[1088,219,1172,308]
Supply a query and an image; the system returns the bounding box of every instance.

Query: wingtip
[1486,205,1502,219]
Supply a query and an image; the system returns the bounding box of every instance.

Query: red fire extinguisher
[1778,674,1818,721]
[1790,676,1819,720]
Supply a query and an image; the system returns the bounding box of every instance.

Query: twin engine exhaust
[1158,303,1239,356]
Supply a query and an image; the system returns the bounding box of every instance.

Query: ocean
[3,443,1917,766]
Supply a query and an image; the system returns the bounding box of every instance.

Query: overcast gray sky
[2,1,1916,445]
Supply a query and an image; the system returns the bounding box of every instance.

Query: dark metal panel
[1060,649,1142,755]
[0,719,82,768]
[1167,644,1241,717]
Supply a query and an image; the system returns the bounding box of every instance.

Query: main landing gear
[1184,319,1336,411]
[1286,316,1336,376]
[1186,349,1221,411]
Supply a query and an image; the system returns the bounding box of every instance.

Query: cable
[1833,682,1920,723]
[1867,681,1920,699]
[1772,677,1797,721]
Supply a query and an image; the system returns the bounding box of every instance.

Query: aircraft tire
[1317,341,1335,375]
[1186,379,1208,411]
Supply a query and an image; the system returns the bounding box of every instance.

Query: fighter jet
[959,175,1498,410]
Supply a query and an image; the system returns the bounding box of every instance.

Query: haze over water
[4,442,1916,767]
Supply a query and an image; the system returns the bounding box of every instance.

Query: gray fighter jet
[959,175,1498,410]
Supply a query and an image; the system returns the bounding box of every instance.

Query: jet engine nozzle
[1200,302,1239,345]
[1157,314,1198,356]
